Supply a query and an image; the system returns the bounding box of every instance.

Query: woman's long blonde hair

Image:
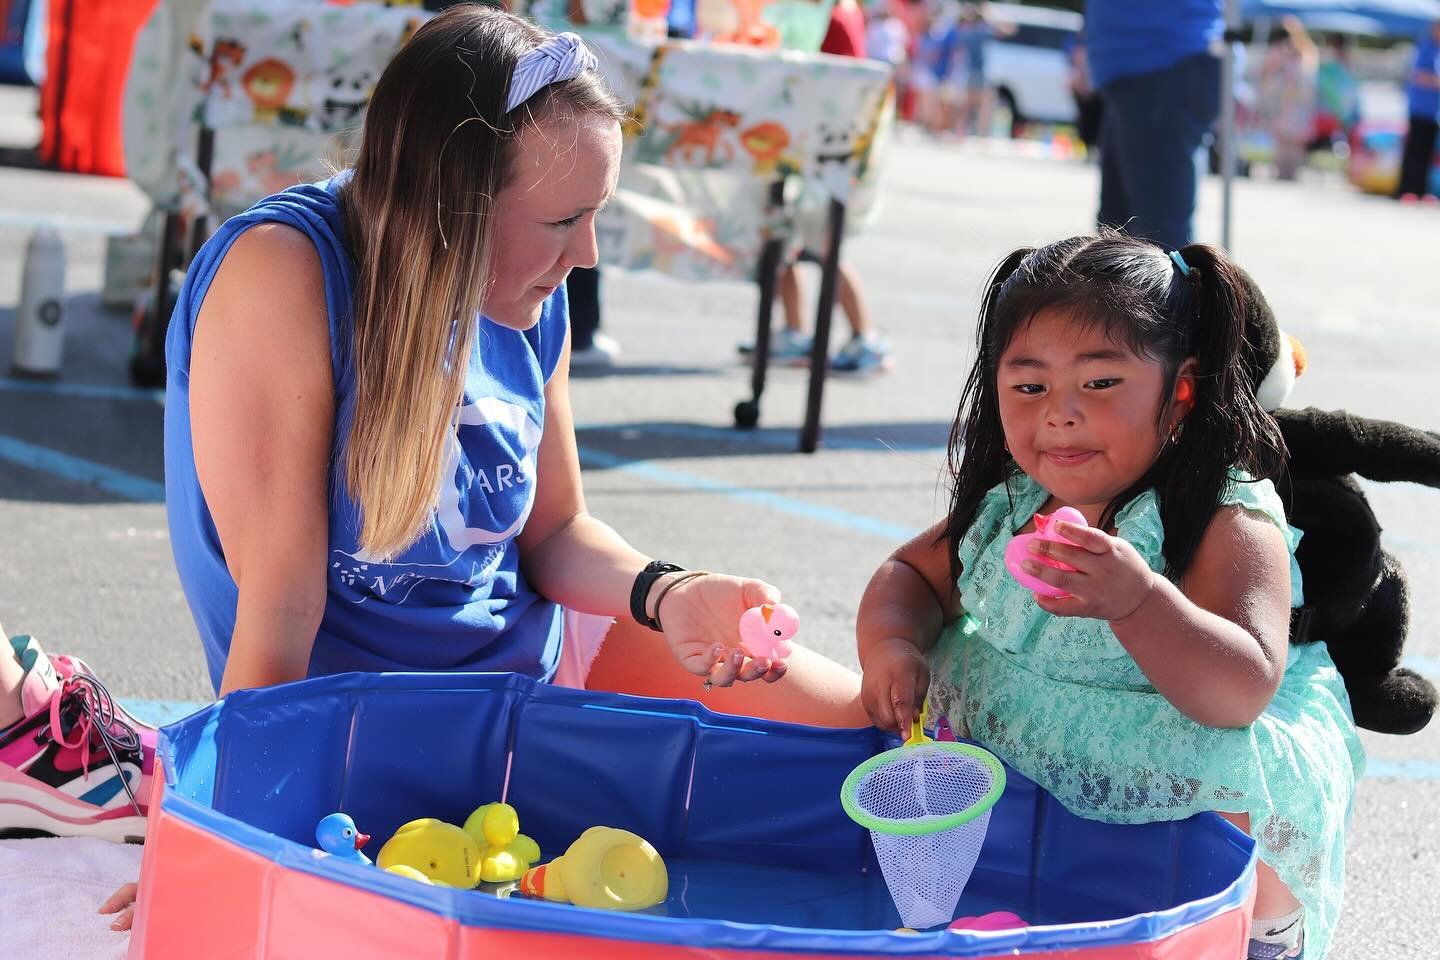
[338,6,623,558]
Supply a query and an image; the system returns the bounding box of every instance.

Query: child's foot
[830,334,894,375]
[1247,907,1304,959]
[737,328,813,366]
[0,635,155,842]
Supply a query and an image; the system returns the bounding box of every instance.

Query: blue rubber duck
[316,813,373,865]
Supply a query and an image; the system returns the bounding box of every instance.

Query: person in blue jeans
[1396,20,1440,201]
[1085,0,1223,250]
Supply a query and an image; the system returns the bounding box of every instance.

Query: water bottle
[12,228,67,377]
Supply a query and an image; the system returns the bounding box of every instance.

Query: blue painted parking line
[576,420,947,454]
[1363,759,1440,781]
[0,436,164,502]
[1404,656,1440,679]
[124,699,211,727]
[576,444,917,541]
[0,376,165,405]
[4,425,1440,560]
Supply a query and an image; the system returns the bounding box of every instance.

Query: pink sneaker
[0,635,155,842]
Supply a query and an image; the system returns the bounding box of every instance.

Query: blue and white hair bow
[505,32,598,113]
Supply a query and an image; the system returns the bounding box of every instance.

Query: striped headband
[505,32,597,113]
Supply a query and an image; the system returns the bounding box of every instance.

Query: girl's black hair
[941,231,1287,583]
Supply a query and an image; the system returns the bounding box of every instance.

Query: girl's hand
[100,882,138,931]
[860,637,930,739]
[655,573,788,688]
[1022,521,1156,621]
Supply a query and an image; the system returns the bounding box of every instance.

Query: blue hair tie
[506,33,597,113]
[1169,250,1193,277]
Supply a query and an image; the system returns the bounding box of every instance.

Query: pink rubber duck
[1003,506,1088,599]
[950,911,1028,932]
[737,603,799,660]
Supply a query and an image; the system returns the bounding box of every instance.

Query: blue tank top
[164,176,568,693]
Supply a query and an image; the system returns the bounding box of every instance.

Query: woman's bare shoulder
[198,222,330,347]
[213,222,325,299]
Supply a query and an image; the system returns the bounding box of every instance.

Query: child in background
[752,0,892,373]
[865,2,909,73]
[855,233,1362,959]
[943,3,1013,139]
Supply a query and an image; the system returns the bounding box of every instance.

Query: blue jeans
[1097,53,1221,250]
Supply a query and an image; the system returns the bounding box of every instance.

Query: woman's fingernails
[730,650,744,666]
[1022,560,1038,574]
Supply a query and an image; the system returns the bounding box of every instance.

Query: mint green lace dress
[929,473,1365,959]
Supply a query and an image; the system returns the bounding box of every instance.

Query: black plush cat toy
[1238,271,1438,734]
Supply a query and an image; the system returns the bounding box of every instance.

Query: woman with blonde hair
[163,5,865,716]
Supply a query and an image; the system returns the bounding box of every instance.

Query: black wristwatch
[630,560,685,632]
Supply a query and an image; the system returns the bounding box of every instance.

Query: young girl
[856,234,1363,960]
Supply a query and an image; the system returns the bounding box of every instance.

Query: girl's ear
[1170,356,1199,428]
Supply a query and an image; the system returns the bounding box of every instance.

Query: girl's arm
[855,521,959,736]
[517,333,782,687]
[1030,506,1291,728]
[189,225,335,697]
[1117,505,1291,726]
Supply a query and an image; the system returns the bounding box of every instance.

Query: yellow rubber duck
[462,802,542,883]
[383,864,433,884]
[376,818,482,888]
[519,826,667,911]
[377,802,542,887]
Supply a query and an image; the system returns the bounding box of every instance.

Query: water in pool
[493,858,1138,932]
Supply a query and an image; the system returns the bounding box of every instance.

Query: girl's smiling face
[997,308,1195,522]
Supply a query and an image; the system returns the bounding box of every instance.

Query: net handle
[904,700,929,747]
[839,741,1007,837]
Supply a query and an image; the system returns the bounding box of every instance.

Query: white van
[982,2,1083,131]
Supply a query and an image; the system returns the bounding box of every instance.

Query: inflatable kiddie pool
[129,673,1256,958]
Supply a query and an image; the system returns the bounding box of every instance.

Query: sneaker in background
[0,635,155,842]
[830,333,894,374]
[737,327,814,366]
[570,332,622,369]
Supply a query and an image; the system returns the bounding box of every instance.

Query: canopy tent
[1242,0,1440,37]
[1219,0,1440,248]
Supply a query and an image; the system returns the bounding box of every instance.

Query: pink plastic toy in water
[737,603,799,660]
[1003,506,1088,599]
[950,911,1028,932]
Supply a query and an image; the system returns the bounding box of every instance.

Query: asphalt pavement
[1,117,1436,956]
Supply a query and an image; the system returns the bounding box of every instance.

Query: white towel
[0,837,144,960]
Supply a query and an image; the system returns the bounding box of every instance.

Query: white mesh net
[851,743,998,930]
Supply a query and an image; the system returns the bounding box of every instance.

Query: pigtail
[941,247,1033,580]
[1151,243,1287,577]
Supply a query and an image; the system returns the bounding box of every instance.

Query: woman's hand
[653,573,788,687]
[99,882,137,932]
[859,636,930,739]
[1022,521,1156,621]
